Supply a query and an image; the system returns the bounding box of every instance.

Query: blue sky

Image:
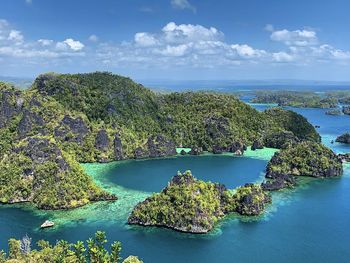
[1,0,350,80]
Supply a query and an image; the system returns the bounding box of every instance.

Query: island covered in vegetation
[251,90,338,108]
[0,72,321,210]
[261,141,343,191]
[128,171,270,233]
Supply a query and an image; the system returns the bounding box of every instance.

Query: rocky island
[261,141,343,191]
[128,171,271,233]
[336,132,350,144]
[0,72,321,210]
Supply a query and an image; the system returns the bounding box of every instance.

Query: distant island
[251,90,338,108]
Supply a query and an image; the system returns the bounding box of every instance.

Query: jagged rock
[212,145,225,154]
[134,135,176,159]
[251,139,264,151]
[128,171,271,233]
[0,88,21,128]
[338,153,350,162]
[180,150,187,155]
[204,115,230,139]
[113,133,123,160]
[189,146,203,155]
[54,115,89,144]
[18,110,45,138]
[261,174,296,191]
[336,133,350,144]
[16,137,69,170]
[147,135,176,158]
[228,141,247,155]
[264,131,299,149]
[342,106,350,115]
[263,141,343,191]
[95,129,110,150]
[134,147,149,159]
[234,183,272,216]
[2,137,116,209]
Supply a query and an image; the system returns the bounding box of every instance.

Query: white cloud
[8,30,24,43]
[134,32,158,47]
[272,52,295,62]
[271,29,318,46]
[89,34,99,42]
[25,0,32,4]
[231,44,266,58]
[171,0,196,13]
[56,38,84,51]
[38,39,53,46]
[162,22,223,43]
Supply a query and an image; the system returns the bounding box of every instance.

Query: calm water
[0,106,349,263]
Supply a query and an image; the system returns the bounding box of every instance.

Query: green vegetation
[0,231,142,263]
[0,72,321,210]
[128,171,270,233]
[267,141,343,178]
[251,90,338,108]
[263,108,321,142]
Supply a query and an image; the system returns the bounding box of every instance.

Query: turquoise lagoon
[0,106,350,263]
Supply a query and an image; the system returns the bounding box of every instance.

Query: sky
[1,0,350,81]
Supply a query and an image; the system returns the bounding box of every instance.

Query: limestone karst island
[0,1,350,262]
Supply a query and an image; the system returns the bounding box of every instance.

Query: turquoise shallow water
[0,106,349,263]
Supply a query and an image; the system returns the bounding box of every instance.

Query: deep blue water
[0,105,350,263]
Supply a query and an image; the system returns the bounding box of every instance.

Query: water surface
[0,106,349,263]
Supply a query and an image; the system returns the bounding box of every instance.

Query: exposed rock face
[336,133,350,144]
[342,106,350,115]
[211,142,246,155]
[228,141,247,155]
[95,129,110,150]
[54,115,89,144]
[0,137,115,209]
[147,135,176,158]
[261,174,296,191]
[113,133,123,160]
[134,135,176,159]
[262,141,343,191]
[18,110,45,138]
[128,171,271,233]
[0,88,22,128]
[189,146,203,155]
[264,131,299,149]
[251,139,264,151]
[205,115,230,139]
[338,153,350,162]
[234,184,272,216]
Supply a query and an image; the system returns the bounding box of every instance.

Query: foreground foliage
[0,231,143,263]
